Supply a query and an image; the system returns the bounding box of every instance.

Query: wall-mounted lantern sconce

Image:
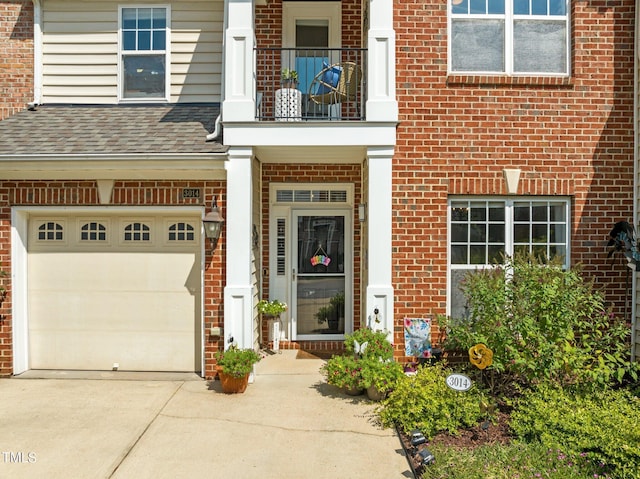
[203,196,224,252]
[358,203,367,223]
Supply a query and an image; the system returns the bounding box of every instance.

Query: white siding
[41,0,223,104]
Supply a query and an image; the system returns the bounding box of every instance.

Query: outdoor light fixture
[203,196,224,252]
[417,448,435,466]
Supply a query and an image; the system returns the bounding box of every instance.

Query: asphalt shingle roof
[0,104,226,156]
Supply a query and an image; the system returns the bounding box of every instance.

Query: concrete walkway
[0,351,410,479]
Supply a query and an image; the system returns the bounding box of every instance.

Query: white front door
[292,209,352,340]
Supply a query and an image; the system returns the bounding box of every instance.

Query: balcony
[255,48,367,122]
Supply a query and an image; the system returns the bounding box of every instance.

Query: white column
[224,147,254,350]
[366,147,394,338]
[222,0,255,121]
[366,0,398,122]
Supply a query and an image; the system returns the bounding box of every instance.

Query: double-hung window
[448,198,570,320]
[119,6,170,101]
[449,0,569,75]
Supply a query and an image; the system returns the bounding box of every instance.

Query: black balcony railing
[255,48,366,121]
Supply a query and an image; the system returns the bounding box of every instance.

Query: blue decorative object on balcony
[316,61,342,95]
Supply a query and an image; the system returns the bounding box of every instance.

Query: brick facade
[0,180,226,377]
[392,0,635,349]
[0,0,636,373]
[0,0,33,121]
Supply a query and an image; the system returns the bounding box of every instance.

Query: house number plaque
[181,188,201,199]
[445,373,472,392]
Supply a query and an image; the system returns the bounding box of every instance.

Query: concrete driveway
[0,351,410,479]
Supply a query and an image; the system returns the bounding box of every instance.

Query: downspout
[206,113,222,141]
[30,0,43,107]
[206,0,228,142]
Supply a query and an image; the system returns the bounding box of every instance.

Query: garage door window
[124,222,151,241]
[81,222,107,241]
[168,222,195,241]
[38,222,64,241]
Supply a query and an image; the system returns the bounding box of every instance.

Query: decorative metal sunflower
[469,343,493,370]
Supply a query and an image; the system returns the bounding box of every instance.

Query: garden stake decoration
[469,343,493,370]
[607,220,640,270]
[469,343,494,393]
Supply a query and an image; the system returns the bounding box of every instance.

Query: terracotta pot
[219,372,249,394]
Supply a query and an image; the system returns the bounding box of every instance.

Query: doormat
[295,349,341,360]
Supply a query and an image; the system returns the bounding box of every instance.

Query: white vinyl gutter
[31,0,42,106]
[206,0,229,142]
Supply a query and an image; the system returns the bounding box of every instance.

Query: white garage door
[27,214,201,372]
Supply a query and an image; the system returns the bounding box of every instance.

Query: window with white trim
[449,198,570,320]
[449,0,569,75]
[120,6,169,100]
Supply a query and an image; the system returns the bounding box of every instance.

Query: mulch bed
[397,411,513,478]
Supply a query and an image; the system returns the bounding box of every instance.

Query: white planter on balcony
[275,88,302,121]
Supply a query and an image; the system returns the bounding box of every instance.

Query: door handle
[292,268,296,281]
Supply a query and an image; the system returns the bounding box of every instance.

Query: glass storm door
[293,211,349,339]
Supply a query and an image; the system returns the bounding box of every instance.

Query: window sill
[446,74,573,88]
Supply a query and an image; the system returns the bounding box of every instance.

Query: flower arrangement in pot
[257,299,288,318]
[322,327,402,399]
[214,346,262,393]
[320,354,364,395]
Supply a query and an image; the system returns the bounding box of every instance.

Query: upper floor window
[449,0,568,75]
[120,6,170,101]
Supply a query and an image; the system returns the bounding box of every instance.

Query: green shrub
[378,364,488,439]
[359,358,404,391]
[510,383,640,479]
[422,441,610,479]
[444,253,638,391]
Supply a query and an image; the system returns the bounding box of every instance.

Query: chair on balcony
[308,61,362,107]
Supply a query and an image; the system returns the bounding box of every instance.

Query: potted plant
[257,299,288,318]
[360,358,404,401]
[214,346,262,393]
[315,291,345,330]
[281,68,299,88]
[320,354,365,395]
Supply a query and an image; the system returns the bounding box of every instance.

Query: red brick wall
[0,180,226,377]
[256,0,362,48]
[0,1,33,121]
[261,163,362,353]
[393,0,636,349]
